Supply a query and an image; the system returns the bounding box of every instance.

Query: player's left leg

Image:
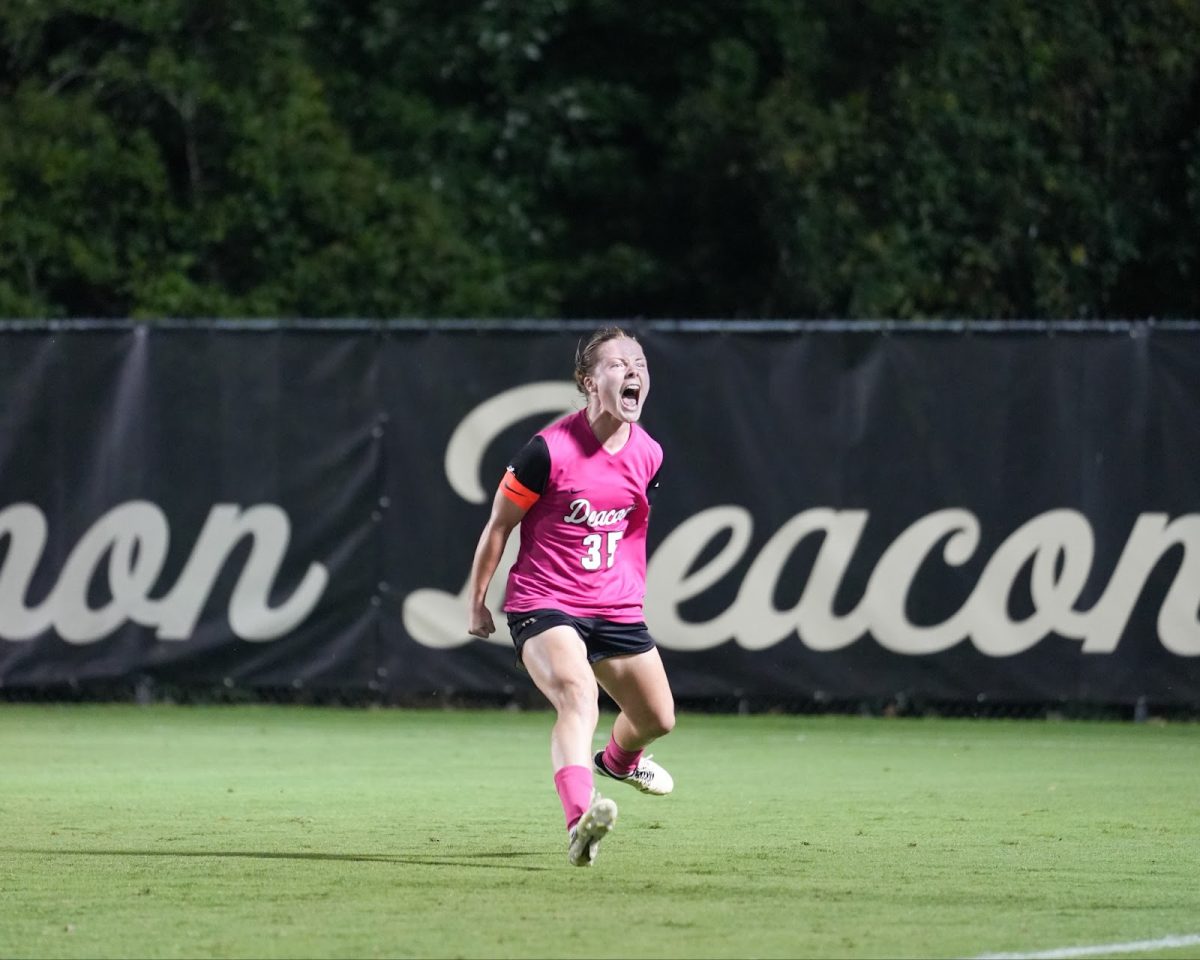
[592,647,676,795]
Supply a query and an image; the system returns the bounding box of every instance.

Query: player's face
[586,337,650,423]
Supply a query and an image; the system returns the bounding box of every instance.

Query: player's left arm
[647,467,661,507]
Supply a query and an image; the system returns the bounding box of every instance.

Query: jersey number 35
[581,531,624,570]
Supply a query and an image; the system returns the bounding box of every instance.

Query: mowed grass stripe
[1,705,1197,959]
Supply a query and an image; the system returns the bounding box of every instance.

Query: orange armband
[499,471,540,510]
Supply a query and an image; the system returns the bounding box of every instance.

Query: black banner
[2,321,1198,705]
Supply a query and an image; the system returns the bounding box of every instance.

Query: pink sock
[602,735,643,777]
[553,765,594,831]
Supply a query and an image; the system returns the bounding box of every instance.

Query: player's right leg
[566,791,617,867]
[521,625,618,866]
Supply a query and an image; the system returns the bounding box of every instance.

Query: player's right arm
[466,438,548,639]
[466,485,528,639]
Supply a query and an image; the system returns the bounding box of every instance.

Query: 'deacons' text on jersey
[500,409,662,621]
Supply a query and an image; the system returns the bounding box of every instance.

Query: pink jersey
[501,410,663,622]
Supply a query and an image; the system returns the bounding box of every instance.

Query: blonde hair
[573,326,637,394]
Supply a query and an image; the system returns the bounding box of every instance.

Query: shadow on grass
[3,847,550,871]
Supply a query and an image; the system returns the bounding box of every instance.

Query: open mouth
[621,383,641,409]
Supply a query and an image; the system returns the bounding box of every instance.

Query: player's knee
[554,674,599,721]
[646,707,675,740]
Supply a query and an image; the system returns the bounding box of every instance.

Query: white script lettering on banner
[407,382,1200,657]
[0,501,327,643]
[645,507,1200,656]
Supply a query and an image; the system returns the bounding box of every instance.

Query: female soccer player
[466,327,675,867]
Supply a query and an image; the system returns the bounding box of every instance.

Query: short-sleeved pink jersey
[502,409,663,622]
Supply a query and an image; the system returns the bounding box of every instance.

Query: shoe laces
[629,754,657,783]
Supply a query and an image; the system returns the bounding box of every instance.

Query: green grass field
[1,705,1198,960]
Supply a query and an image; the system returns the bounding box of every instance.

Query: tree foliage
[1,0,1197,319]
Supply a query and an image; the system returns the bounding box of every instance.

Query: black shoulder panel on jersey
[507,435,551,494]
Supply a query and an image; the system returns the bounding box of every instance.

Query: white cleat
[567,792,618,867]
[594,751,674,796]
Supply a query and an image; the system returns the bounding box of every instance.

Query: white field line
[974,932,1200,960]
[776,734,1199,754]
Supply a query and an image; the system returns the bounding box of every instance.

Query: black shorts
[506,609,656,666]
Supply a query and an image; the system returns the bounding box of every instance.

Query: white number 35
[581,531,624,570]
